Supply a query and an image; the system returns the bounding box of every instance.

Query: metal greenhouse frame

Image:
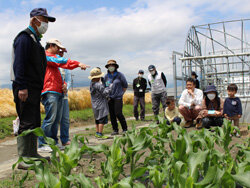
[173,19,250,99]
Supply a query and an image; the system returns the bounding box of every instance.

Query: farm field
[0,89,249,187]
[0,118,249,188]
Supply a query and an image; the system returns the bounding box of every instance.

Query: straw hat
[88,68,104,80]
[105,59,119,68]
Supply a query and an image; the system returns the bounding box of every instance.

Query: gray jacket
[90,81,111,120]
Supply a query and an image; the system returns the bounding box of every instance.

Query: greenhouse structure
[172,19,250,123]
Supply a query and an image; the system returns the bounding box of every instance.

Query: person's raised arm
[46,55,90,70]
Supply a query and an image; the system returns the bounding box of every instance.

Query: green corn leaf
[67,173,94,188]
[173,137,187,161]
[185,176,194,188]
[195,166,217,186]
[112,177,132,188]
[18,127,45,137]
[135,152,146,164]
[244,150,250,163]
[174,161,187,174]
[131,167,147,179]
[133,182,146,188]
[220,171,235,188]
[183,133,193,154]
[188,150,209,181]
[231,171,250,187]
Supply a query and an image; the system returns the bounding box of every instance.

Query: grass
[0,170,36,188]
[0,116,15,139]
[0,104,153,140]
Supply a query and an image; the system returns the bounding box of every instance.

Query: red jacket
[41,51,80,95]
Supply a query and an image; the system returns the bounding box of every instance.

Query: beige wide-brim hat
[105,59,119,69]
[88,68,105,80]
[47,38,67,52]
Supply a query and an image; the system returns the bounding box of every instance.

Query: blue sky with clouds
[0,0,250,88]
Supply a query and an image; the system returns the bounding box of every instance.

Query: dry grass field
[0,89,151,118]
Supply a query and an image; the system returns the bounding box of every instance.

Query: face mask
[138,74,143,78]
[150,70,155,75]
[36,18,48,34]
[108,66,115,72]
[207,93,216,100]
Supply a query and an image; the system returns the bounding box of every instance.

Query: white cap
[47,39,67,52]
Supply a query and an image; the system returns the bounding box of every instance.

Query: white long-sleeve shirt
[178,88,203,107]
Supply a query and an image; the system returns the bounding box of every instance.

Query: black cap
[138,70,144,74]
[30,8,56,22]
[148,65,156,71]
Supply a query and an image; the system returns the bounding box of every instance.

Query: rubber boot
[17,134,33,170]
[30,133,50,161]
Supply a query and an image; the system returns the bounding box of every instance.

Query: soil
[0,122,249,187]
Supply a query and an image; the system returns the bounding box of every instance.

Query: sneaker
[111,131,119,136]
[100,135,109,139]
[135,117,139,121]
[235,132,241,138]
[38,145,52,153]
[122,130,127,135]
[95,133,102,138]
[184,121,192,128]
[62,141,71,146]
[56,143,65,150]
[196,121,203,129]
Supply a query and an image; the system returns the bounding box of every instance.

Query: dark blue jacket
[104,71,128,99]
[223,97,242,117]
[11,27,47,90]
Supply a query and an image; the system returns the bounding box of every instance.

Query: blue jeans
[38,93,63,147]
[60,98,70,144]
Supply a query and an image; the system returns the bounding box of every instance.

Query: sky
[0,0,250,88]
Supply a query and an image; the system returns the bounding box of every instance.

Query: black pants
[13,83,41,134]
[133,96,145,120]
[202,117,223,128]
[108,98,127,132]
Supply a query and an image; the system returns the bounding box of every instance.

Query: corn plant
[12,119,250,188]
[13,128,95,188]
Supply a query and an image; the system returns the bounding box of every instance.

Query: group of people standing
[89,60,129,138]
[11,8,90,169]
[11,8,243,170]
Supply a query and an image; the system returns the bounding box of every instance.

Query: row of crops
[15,119,250,187]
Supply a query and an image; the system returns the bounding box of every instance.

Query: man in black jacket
[10,8,55,169]
[133,70,147,120]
